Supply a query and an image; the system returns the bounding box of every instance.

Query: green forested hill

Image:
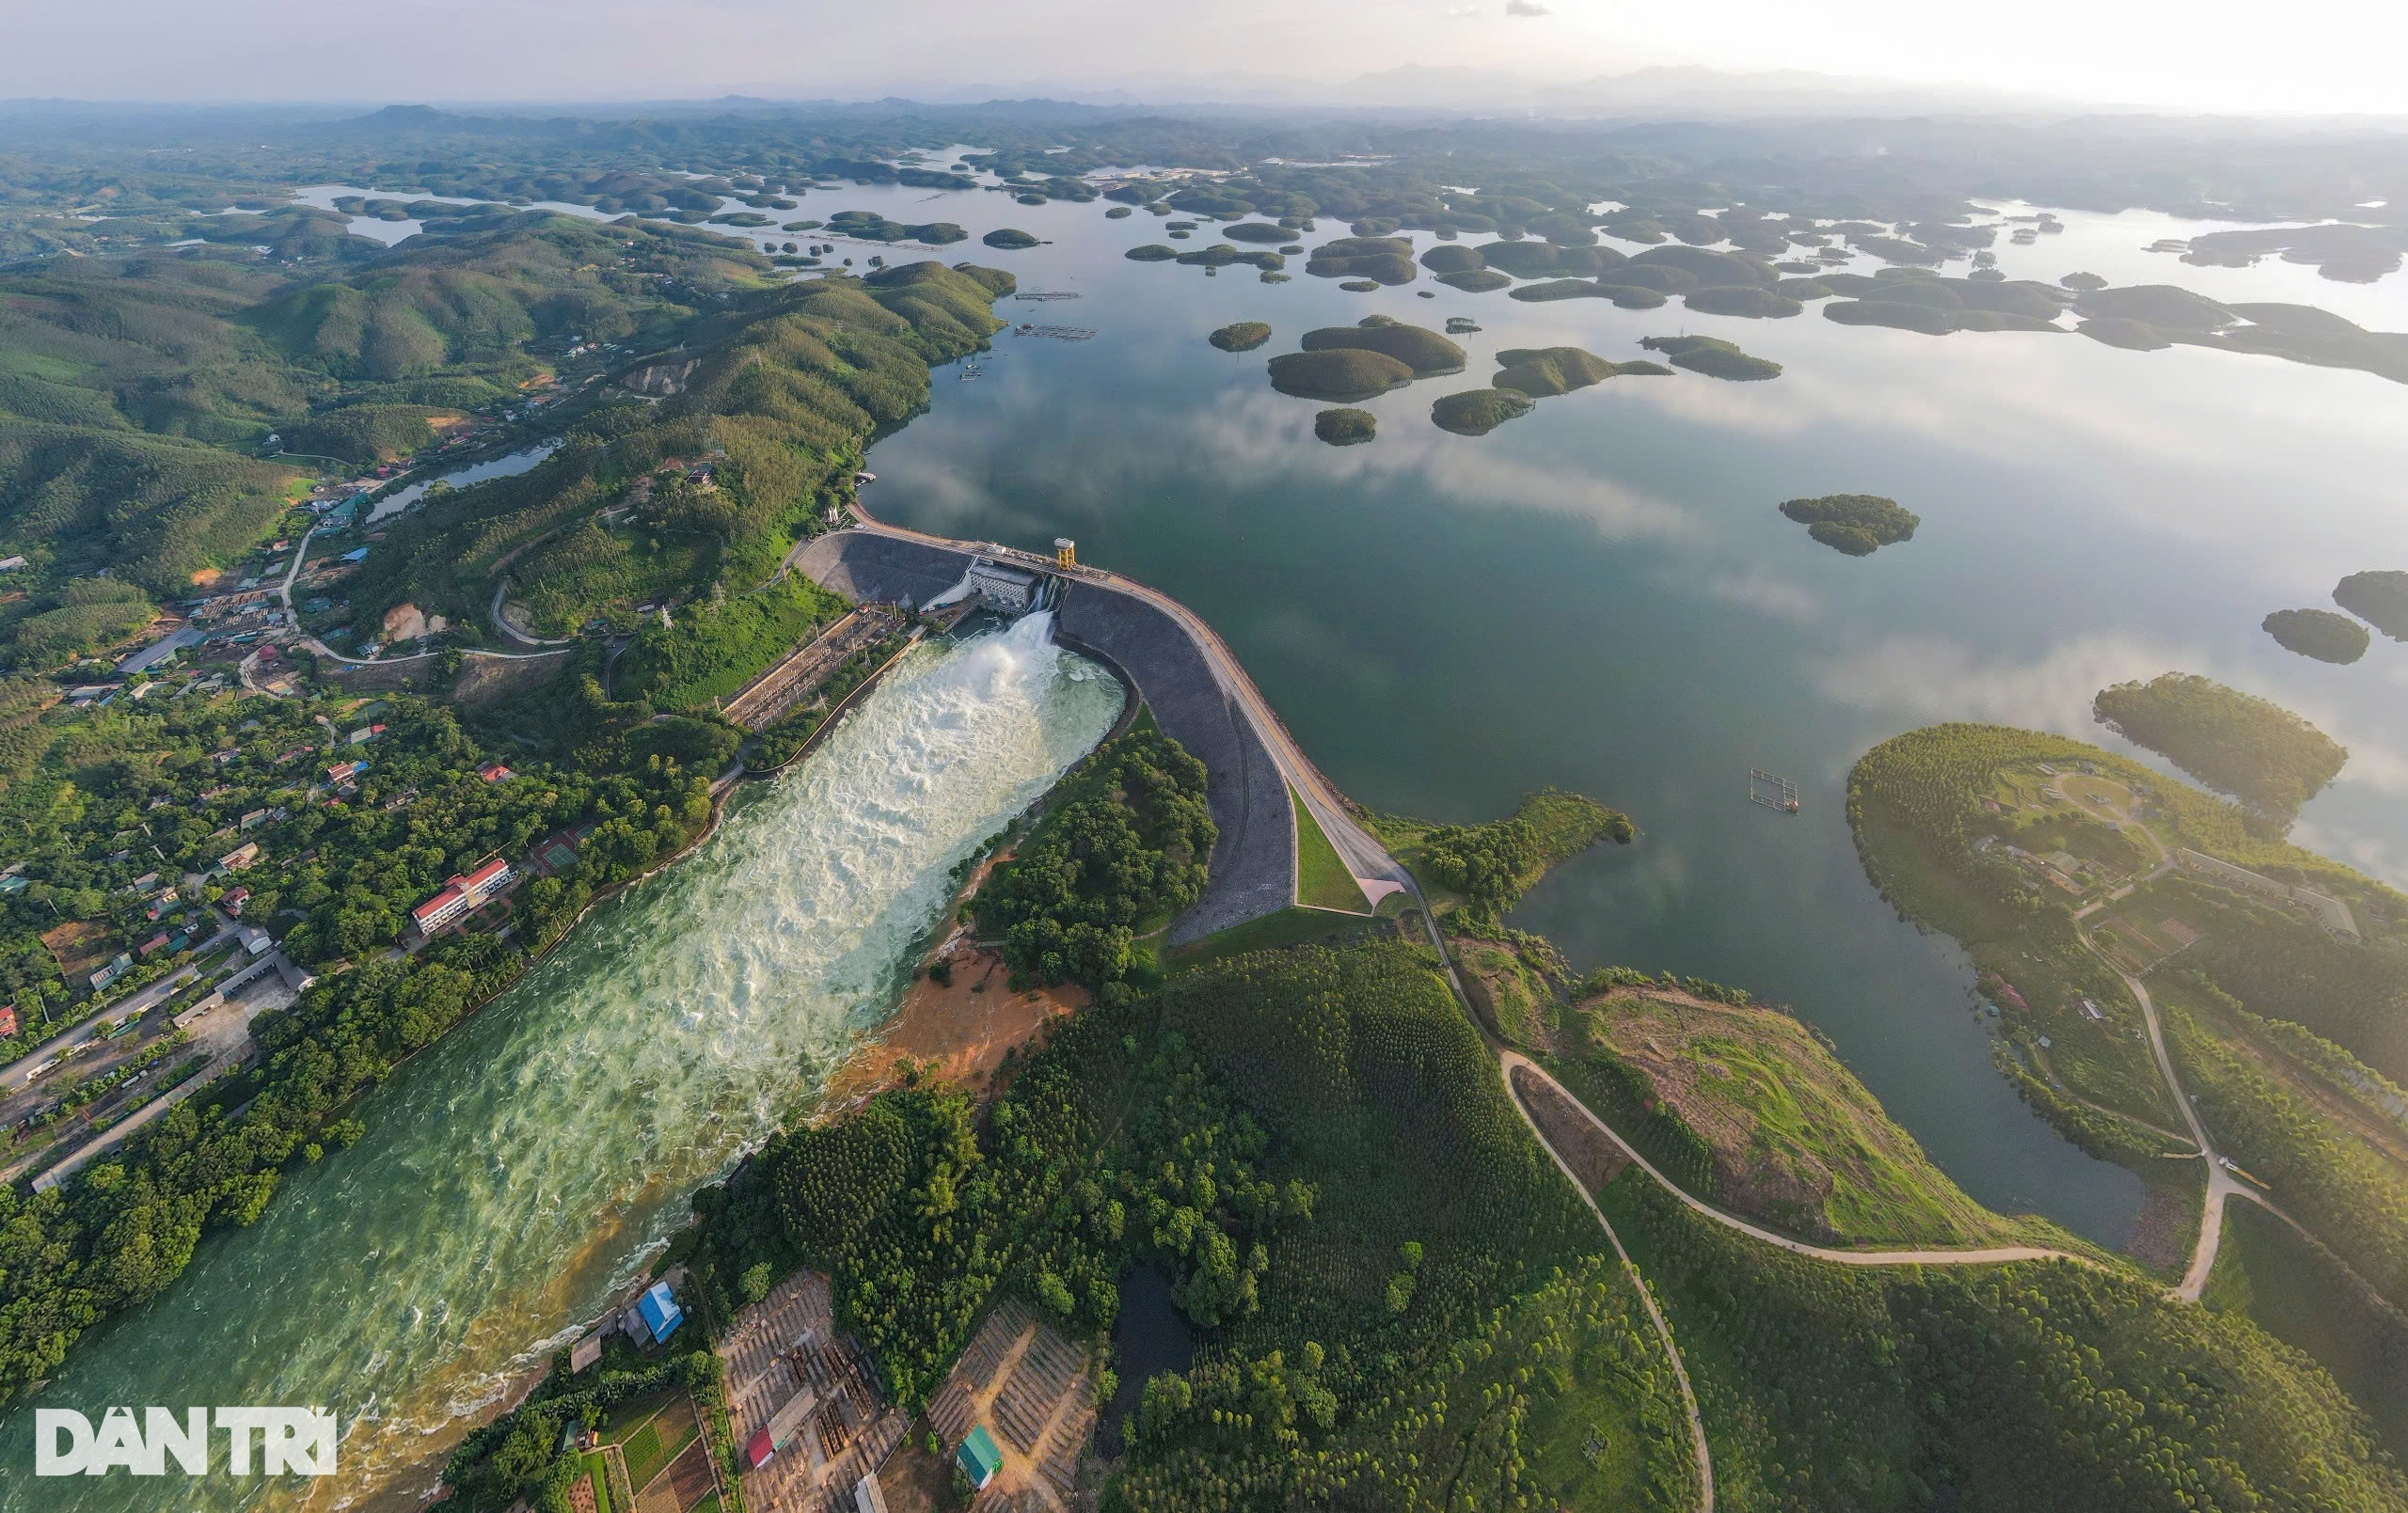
[1605,1174,2408,1513]
[0,216,781,639]
[354,260,1015,662]
[246,215,755,381]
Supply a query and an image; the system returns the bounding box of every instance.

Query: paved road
[489,577,576,649]
[2,920,236,1093]
[1504,1052,1717,1512]
[9,951,300,1190]
[2083,926,2245,1300]
[276,522,563,669]
[1500,1051,2092,1269]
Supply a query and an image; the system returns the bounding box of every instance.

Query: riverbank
[822,929,1089,1111]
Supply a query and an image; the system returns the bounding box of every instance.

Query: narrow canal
[2,615,1120,1511]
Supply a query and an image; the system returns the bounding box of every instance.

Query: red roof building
[412,885,468,936]
[409,858,515,940]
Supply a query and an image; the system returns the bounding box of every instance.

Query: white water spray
[3,617,1117,1513]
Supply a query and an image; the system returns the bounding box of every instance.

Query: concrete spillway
[794,529,1295,943]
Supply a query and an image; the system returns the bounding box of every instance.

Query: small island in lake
[981,228,1039,248]
[1306,235,1419,285]
[1300,316,1465,375]
[1640,334,1782,380]
[1432,387,1535,436]
[1314,407,1377,445]
[1125,244,1178,261]
[2335,570,2408,639]
[2263,607,2370,665]
[1268,347,1417,401]
[1210,321,1273,353]
[2093,672,2348,824]
[1684,286,1805,319]
[1441,269,1512,292]
[825,210,967,244]
[1778,494,1920,556]
[1492,346,1669,396]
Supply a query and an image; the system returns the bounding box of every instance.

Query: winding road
[270,522,570,671]
[2055,779,2252,1300]
[831,502,2185,1510]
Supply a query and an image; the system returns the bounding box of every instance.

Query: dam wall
[793,530,1293,943]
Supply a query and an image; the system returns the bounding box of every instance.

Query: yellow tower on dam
[1054,537,1077,569]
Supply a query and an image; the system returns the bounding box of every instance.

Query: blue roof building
[636,1281,683,1344]
[341,547,371,564]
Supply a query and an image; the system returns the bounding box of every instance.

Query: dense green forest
[2093,673,2348,823]
[1638,335,1782,381]
[1208,321,1272,353]
[0,216,766,609]
[673,936,1696,1511]
[2263,606,2372,664]
[326,254,1009,675]
[1311,406,1375,444]
[1402,789,1633,927]
[1601,1174,2408,1512]
[974,725,1215,986]
[2336,570,2408,639]
[1777,494,1920,557]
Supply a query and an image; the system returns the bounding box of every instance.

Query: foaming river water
[1,615,1119,1511]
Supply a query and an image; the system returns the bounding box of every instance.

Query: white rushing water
[3,615,1119,1512]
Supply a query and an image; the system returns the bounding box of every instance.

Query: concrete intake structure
[794,529,1296,943]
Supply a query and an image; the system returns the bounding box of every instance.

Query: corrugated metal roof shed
[636,1281,683,1344]
[958,1425,1003,1489]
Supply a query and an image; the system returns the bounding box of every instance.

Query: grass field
[1291,785,1370,913]
[1547,983,2036,1248]
[1450,934,1560,1046]
[577,1450,618,1513]
[1167,904,1375,972]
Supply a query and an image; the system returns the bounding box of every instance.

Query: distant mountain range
[756,64,2104,120]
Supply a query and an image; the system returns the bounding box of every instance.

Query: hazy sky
[6,0,2403,116]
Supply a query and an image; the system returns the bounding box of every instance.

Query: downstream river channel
[2,617,1119,1511]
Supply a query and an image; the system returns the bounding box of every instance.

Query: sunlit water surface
[2,617,1118,1510]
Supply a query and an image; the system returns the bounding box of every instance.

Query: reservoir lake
[10,168,2408,1505]
[848,181,2408,1246]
